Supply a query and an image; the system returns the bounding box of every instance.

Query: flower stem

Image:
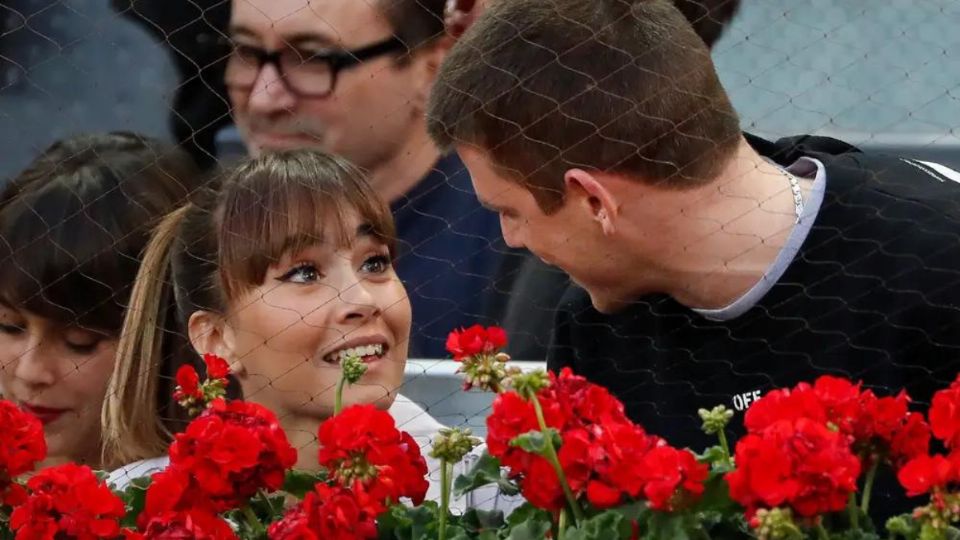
[848,491,860,530]
[334,375,346,415]
[258,489,278,516]
[816,520,830,540]
[242,505,265,536]
[439,460,451,540]
[530,396,584,525]
[861,458,879,515]
[717,428,732,464]
[558,508,569,539]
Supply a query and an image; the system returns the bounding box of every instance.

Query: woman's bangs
[0,208,134,332]
[218,163,395,298]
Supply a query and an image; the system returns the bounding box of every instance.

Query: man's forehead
[230,0,390,45]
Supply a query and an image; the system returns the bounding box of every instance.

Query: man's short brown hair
[673,0,742,49]
[427,0,742,213]
[380,0,447,50]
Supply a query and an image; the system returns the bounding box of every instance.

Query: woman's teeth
[326,343,385,364]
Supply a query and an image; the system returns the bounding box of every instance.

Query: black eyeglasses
[223,37,407,98]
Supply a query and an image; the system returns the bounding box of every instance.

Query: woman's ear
[187,310,246,378]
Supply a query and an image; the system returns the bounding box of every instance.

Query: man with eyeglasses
[222,0,503,358]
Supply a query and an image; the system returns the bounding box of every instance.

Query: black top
[548,134,960,521]
[391,153,504,358]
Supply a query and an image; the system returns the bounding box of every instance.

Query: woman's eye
[361,254,391,275]
[277,264,323,284]
[0,323,24,335]
[65,340,99,355]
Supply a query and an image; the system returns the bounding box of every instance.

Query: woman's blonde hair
[102,150,396,465]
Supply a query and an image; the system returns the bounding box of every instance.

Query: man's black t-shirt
[547,135,960,519]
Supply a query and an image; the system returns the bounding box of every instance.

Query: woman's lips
[20,403,70,425]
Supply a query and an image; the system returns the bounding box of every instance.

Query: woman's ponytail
[101,204,192,466]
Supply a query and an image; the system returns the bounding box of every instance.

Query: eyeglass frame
[222,36,408,98]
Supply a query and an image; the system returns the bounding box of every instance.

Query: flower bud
[751,508,802,540]
[429,427,482,463]
[340,355,368,385]
[698,405,734,435]
[508,370,551,400]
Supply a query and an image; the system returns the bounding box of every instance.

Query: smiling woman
[102,150,457,501]
[0,132,202,470]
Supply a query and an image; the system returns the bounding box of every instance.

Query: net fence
[1,0,959,510]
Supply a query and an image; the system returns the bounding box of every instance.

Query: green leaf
[377,505,413,540]
[282,469,327,499]
[509,428,561,455]
[644,512,695,540]
[833,529,883,540]
[504,519,551,540]
[499,505,552,540]
[691,470,737,514]
[504,503,551,529]
[453,451,520,497]
[563,511,633,540]
[119,476,152,528]
[695,446,734,473]
[459,508,506,534]
[919,522,945,540]
[378,502,440,540]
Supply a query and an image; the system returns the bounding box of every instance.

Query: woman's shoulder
[106,455,170,490]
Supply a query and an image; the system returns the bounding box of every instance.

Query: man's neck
[641,139,815,310]
[368,122,441,205]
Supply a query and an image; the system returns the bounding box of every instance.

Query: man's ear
[564,168,620,235]
[188,310,246,378]
[411,42,447,111]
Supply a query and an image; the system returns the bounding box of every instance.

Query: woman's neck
[35,446,104,472]
[281,413,326,471]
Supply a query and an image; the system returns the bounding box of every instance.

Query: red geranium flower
[487,368,695,511]
[10,463,125,540]
[138,510,238,540]
[173,365,203,404]
[486,391,550,475]
[203,353,231,380]
[889,412,932,466]
[726,417,861,518]
[142,467,214,518]
[637,445,709,511]
[929,378,960,449]
[859,391,911,442]
[812,375,863,434]
[269,484,379,540]
[166,399,297,511]
[897,454,957,497]
[267,505,314,540]
[318,404,429,506]
[744,383,827,434]
[446,325,507,360]
[0,400,46,505]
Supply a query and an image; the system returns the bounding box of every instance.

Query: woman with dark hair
[0,132,204,470]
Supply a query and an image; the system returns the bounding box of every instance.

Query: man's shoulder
[749,132,960,211]
[825,152,960,210]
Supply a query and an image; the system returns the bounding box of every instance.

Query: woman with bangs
[103,150,460,502]
[0,132,203,470]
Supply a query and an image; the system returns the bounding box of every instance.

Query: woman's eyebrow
[355,223,375,239]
